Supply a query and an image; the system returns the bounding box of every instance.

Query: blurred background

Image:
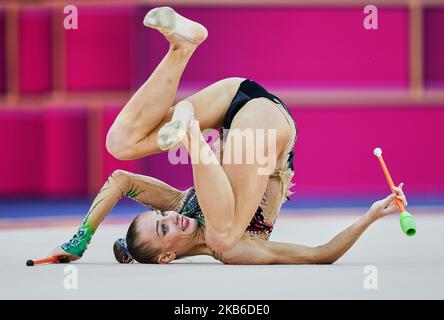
[0,0,443,224]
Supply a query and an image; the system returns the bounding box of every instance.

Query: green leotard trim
[125,184,142,199]
[61,220,93,257]
[178,188,205,226]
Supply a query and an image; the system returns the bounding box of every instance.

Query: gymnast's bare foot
[143,7,208,49]
[157,100,195,151]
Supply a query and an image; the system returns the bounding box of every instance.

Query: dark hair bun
[113,238,134,264]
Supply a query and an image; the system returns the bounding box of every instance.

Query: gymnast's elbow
[311,246,336,265]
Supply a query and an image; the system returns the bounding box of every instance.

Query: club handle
[26,256,66,266]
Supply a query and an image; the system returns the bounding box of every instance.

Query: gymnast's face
[136,210,199,262]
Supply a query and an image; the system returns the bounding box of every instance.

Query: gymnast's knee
[105,130,130,160]
[206,231,237,253]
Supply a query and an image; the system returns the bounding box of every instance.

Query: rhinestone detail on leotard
[177,187,273,236]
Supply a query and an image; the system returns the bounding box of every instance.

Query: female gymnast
[49,7,408,265]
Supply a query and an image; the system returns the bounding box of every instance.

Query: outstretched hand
[366,183,408,221]
[48,246,81,263]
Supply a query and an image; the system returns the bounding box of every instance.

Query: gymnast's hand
[365,183,408,221]
[47,246,81,262]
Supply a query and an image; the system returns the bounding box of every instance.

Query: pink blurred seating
[19,8,52,94]
[2,105,443,198]
[64,6,136,91]
[288,106,444,199]
[43,108,88,196]
[137,6,409,90]
[0,108,88,196]
[425,8,444,88]
[0,110,45,195]
[0,10,6,94]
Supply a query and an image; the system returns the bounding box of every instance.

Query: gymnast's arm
[218,235,320,265]
[220,186,407,265]
[48,170,185,261]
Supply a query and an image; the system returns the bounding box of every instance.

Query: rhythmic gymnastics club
[373,148,416,236]
[26,256,68,267]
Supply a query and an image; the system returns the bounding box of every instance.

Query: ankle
[168,42,196,55]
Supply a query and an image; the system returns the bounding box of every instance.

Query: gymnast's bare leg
[106,7,244,160]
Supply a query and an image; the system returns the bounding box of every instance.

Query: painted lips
[181,216,190,231]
